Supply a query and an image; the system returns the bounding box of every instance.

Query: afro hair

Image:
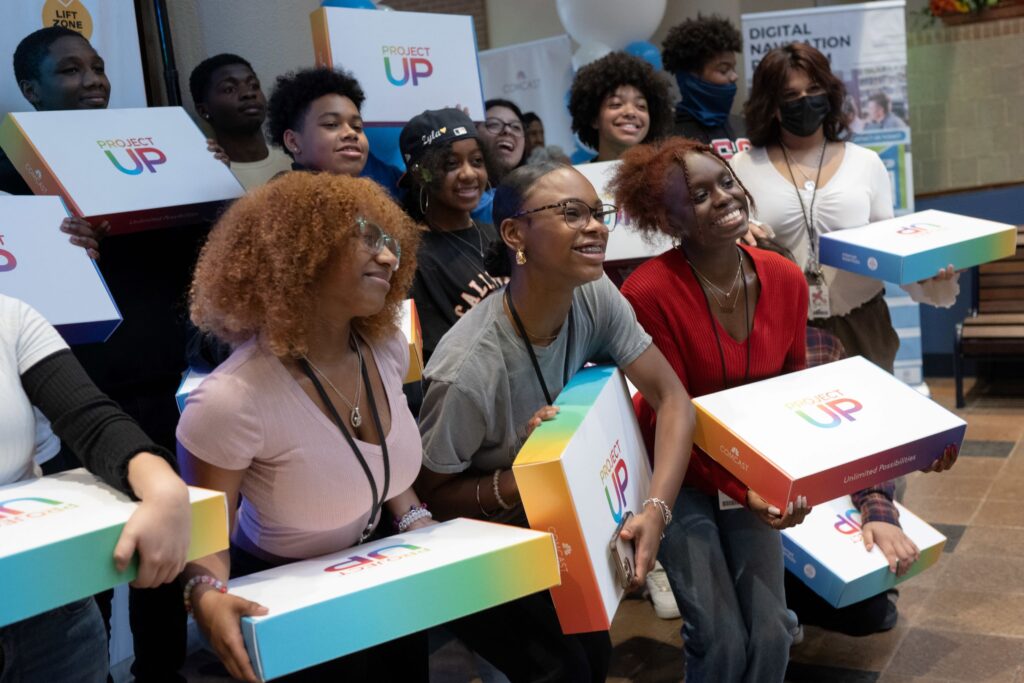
[661,15,742,75]
[266,67,365,154]
[568,51,672,152]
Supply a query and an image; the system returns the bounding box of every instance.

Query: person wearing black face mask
[731,43,957,374]
[662,15,750,161]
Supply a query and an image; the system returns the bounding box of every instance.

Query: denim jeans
[658,488,795,683]
[0,598,107,683]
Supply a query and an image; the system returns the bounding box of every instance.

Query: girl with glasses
[476,98,527,186]
[415,161,694,682]
[177,173,431,682]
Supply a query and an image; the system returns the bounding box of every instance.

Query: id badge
[808,282,830,319]
[807,271,830,319]
[718,490,742,511]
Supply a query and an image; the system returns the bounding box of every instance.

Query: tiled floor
[605,375,1024,683]
[174,375,1024,682]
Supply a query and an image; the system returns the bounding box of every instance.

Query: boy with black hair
[189,53,291,189]
[662,14,750,160]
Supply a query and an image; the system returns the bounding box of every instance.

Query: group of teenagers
[2,14,962,683]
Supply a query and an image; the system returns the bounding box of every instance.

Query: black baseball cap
[399,108,477,169]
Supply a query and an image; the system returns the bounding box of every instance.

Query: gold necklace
[687,250,743,313]
[503,294,560,342]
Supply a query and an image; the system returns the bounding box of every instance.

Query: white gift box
[514,366,652,634]
[0,469,228,627]
[310,7,485,125]
[0,107,244,235]
[693,356,966,510]
[0,195,120,343]
[818,209,1016,285]
[782,495,946,607]
[230,518,559,681]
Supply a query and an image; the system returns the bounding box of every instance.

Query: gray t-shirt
[419,275,651,480]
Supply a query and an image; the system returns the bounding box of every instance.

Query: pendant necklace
[686,249,743,314]
[781,138,827,192]
[302,333,365,428]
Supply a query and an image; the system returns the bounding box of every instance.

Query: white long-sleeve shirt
[732,142,957,317]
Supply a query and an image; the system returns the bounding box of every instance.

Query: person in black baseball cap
[398,108,504,366]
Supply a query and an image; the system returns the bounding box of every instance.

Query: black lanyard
[299,354,391,542]
[504,288,573,406]
[686,252,752,390]
[781,142,827,277]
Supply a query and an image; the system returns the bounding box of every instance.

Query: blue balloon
[625,40,663,71]
[365,126,406,171]
[321,0,377,8]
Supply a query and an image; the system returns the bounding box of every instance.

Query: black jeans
[446,591,612,683]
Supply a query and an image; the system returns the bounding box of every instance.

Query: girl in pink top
[176,172,431,682]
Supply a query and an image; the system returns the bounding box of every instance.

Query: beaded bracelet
[396,503,433,533]
[183,575,227,614]
[643,497,673,526]
[492,469,514,510]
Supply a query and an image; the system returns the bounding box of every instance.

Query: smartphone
[608,511,635,589]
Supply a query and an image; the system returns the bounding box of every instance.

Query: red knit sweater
[622,245,809,506]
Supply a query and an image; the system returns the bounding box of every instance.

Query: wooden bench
[954,226,1024,407]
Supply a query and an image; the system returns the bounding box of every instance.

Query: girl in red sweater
[611,137,810,683]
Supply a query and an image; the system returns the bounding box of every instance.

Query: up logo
[0,497,77,526]
[600,440,629,523]
[795,398,863,429]
[96,137,166,175]
[786,390,862,429]
[833,507,862,536]
[323,543,427,575]
[382,45,433,87]
[0,235,16,272]
[897,222,941,236]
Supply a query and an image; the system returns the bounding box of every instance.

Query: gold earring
[515,248,527,265]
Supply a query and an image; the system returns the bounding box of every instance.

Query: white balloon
[556,0,667,50]
[572,42,613,71]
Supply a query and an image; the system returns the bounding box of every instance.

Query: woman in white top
[731,43,956,371]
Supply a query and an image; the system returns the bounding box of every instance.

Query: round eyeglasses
[482,117,525,137]
[510,199,619,232]
[356,216,401,268]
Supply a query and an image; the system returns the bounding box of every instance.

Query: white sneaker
[646,562,681,620]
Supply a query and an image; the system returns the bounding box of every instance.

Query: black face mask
[778,94,830,137]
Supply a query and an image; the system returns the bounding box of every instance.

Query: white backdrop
[478,34,575,153]
[0,0,147,114]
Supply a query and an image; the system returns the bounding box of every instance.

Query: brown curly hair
[609,136,753,242]
[190,172,419,357]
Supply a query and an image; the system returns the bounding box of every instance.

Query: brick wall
[384,0,489,49]
[907,16,1024,194]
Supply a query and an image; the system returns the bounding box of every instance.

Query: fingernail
[768,506,781,516]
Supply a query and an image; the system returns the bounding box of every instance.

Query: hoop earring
[419,186,430,215]
[515,248,527,265]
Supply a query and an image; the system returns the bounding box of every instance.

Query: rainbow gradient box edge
[231,518,559,681]
[819,209,1016,285]
[0,469,228,628]
[781,497,946,608]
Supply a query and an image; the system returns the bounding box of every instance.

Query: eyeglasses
[356,216,401,268]
[511,199,619,232]
[482,117,525,137]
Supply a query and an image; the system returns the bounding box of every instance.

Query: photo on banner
[0,0,147,114]
[310,6,486,125]
[740,0,924,388]
[478,35,576,154]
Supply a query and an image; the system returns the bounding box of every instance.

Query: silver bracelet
[397,505,432,533]
[643,497,672,526]
[476,476,493,517]
[493,469,514,510]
